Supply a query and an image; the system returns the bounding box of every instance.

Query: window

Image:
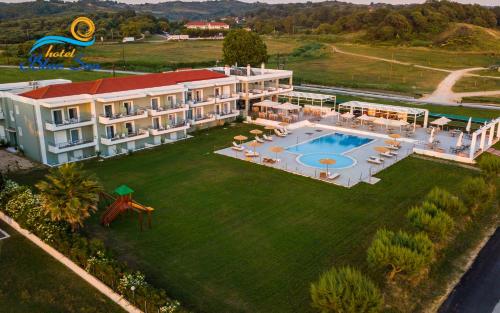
[15,105,19,115]
[69,129,80,143]
[151,98,159,110]
[52,110,63,125]
[195,90,202,101]
[195,107,202,119]
[167,96,174,106]
[123,102,132,115]
[105,125,115,139]
[67,107,78,121]
[17,127,23,136]
[10,110,14,121]
[152,117,160,129]
[125,122,134,134]
[214,87,221,97]
[104,104,113,118]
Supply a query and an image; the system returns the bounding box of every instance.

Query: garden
[2,123,499,313]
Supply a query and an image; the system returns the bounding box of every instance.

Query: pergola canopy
[338,101,428,116]
[253,100,301,110]
[285,91,335,101]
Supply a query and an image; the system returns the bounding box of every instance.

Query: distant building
[166,34,189,41]
[122,37,135,43]
[185,21,229,30]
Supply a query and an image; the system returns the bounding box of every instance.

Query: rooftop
[19,69,228,100]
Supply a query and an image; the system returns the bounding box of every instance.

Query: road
[439,228,500,313]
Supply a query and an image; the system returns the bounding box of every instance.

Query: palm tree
[36,163,103,231]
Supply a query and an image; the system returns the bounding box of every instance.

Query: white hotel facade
[0,66,293,166]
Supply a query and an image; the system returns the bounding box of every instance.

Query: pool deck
[216,124,414,187]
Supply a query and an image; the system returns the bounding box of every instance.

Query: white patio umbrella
[341,112,355,120]
[456,132,464,147]
[357,114,374,125]
[465,117,472,133]
[428,127,435,144]
[431,117,451,128]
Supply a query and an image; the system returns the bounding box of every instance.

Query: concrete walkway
[0,212,143,313]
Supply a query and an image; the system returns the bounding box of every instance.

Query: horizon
[0,0,498,6]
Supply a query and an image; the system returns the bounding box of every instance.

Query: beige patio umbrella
[374,146,389,154]
[269,146,284,160]
[279,122,289,127]
[233,135,248,144]
[250,129,263,135]
[247,140,261,153]
[389,133,401,139]
[264,125,275,133]
[385,139,400,146]
[319,158,336,174]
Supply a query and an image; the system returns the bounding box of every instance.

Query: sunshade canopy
[115,185,134,196]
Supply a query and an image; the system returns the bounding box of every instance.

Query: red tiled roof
[20,69,228,100]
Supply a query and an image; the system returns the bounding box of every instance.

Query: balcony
[0,111,4,120]
[98,109,148,125]
[216,93,240,102]
[47,138,97,154]
[190,114,216,125]
[216,110,240,120]
[148,104,189,116]
[187,97,216,108]
[45,117,95,131]
[100,129,149,145]
[149,121,190,136]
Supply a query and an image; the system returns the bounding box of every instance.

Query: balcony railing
[100,129,149,145]
[47,138,97,154]
[148,104,189,116]
[191,114,216,125]
[187,98,216,107]
[216,110,240,119]
[98,109,148,124]
[149,120,190,135]
[45,117,95,131]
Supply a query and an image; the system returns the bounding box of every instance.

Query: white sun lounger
[274,129,286,137]
[255,136,265,143]
[380,151,393,158]
[367,156,384,164]
[263,134,273,141]
[386,145,400,150]
[232,142,245,151]
[327,173,340,180]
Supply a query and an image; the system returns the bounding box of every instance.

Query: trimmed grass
[46,124,483,313]
[0,221,124,313]
[0,68,122,84]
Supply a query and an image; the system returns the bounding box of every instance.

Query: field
[14,124,482,313]
[0,68,122,84]
[0,221,124,313]
[454,75,500,93]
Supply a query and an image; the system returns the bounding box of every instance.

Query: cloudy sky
[0,0,498,5]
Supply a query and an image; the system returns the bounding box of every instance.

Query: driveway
[439,228,500,313]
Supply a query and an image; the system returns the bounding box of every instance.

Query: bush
[407,202,454,241]
[367,229,434,281]
[310,266,383,313]
[478,154,500,182]
[425,187,466,215]
[461,177,494,213]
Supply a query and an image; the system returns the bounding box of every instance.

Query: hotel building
[0,66,293,166]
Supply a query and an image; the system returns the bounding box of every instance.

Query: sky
[0,0,498,5]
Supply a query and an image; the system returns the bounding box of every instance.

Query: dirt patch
[0,149,38,173]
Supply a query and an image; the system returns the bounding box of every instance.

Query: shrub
[310,266,383,313]
[407,202,454,241]
[478,154,500,182]
[367,229,434,281]
[461,177,494,213]
[425,187,466,215]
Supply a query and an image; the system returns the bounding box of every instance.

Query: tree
[478,154,500,182]
[425,187,466,215]
[310,266,383,313]
[367,229,434,281]
[461,177,493,213]
[407,202,454,241]
[222,29,268,67]
[36,163,103,231]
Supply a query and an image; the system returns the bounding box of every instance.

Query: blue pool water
[287,133,373,169]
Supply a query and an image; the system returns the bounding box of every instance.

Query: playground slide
[129,201,154,212]
[101,198,128,225]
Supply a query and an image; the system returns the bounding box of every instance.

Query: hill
[434,23,500,51]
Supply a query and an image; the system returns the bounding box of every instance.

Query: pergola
[336,101,429,131]
[282,91,336,109]
[253,100,301,111]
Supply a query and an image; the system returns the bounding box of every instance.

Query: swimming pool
[287,132,373,169]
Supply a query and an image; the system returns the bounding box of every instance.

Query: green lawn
[0,68,122,84]
[0,221,124,313]
[41,123,482,313]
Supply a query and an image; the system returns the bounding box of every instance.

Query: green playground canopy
[114,185,134,196]
[429,113,490,124]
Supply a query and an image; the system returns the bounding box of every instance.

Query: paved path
[439,228,500,313]
[487,148,500,157]
[0,212,143,313]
